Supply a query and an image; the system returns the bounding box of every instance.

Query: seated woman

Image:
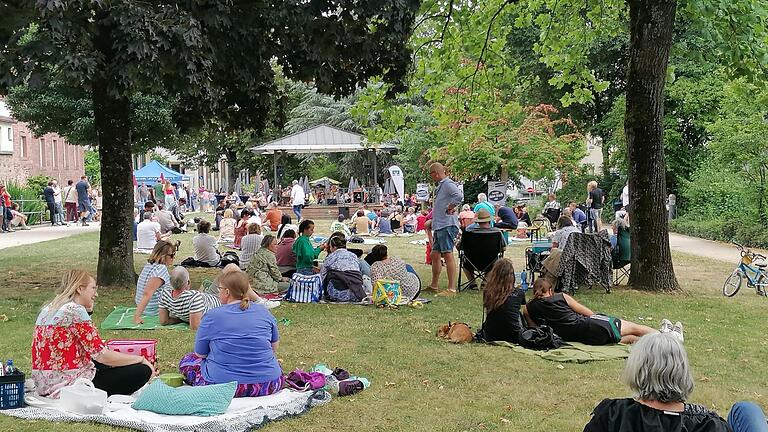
[179,271,283,398]
[584,332,729,432]
[292,220,324,275]
[403,207,418,233]
[378,210,393,234]
[523,278,661,345]
[218,209,236,243]
[367,244,420,301]
[329,214,352,237]
[33,270,154,397]
[134,240,176,324]
[239,223,263,269]
[551,215,580,250]
[9,203,31,230]
[233,209,251,248]
[276,229,297,276]
[193,220,221,267]
[159,266,221,331]
[479,258,525,343]
[246,235,290,294]
[320,234,366,302]
[276,214,298,240]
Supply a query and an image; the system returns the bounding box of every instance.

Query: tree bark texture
[625,0,680,291]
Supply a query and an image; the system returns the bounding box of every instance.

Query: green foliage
[24,175,51,196]
[84,150,101,185]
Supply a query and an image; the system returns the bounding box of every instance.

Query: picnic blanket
[488,340,630,363]
[3,388,330,432]
[101,306,189,330]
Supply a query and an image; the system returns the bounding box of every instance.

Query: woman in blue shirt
[179,271,283,397]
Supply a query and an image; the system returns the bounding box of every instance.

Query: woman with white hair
[584,332,730,431]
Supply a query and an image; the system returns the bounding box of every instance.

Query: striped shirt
[158,288,220,322]
[135,263,170,316]
[239,234,263,269]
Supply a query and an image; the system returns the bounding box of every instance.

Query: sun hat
[475,208,492,223]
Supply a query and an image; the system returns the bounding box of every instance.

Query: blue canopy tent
[133,160,190,185]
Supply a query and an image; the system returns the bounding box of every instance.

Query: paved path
[668,232,768,263]
[0,222,101,250]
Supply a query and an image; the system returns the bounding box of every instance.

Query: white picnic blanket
[3,388,330,432]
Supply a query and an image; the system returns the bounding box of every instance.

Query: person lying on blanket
[179,271,284,398]
[32,270,156,398]
[522,278,666,345]
[159,266,221,331]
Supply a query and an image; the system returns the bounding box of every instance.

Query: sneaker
[659,319,673,333]
[82,222,89,226]
[332,368,350,381]
[671,321,684,342]
[23,226,31,230]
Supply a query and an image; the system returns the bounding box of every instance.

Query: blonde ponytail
[239,298,250,311]
[218,271,251,310]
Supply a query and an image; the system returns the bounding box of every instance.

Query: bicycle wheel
[723,270,743,297]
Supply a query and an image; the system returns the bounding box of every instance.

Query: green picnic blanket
[488,340,630,363]
[100,306,189,330]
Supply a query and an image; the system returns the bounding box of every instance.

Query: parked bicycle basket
[742,254,753,265]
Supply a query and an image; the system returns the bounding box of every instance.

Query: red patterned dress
[31,302,106,397]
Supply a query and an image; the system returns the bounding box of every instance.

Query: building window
[20,136,26,158]
[39,138,44,166]
[52,140,57,168]
[7,128,11,142]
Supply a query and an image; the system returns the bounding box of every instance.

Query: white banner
[416,183,430,202]
[487,181,507,205]
[388,165,405,200]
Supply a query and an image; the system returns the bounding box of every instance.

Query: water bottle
[520,271,528,292]
[5,359,14,375]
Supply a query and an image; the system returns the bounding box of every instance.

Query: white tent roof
[250,124,396,155]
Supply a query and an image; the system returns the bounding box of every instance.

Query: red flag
[159,172,165,183]
[132,174,138,187]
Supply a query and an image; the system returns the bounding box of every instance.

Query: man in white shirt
[622,182,630,209]
[177,185,188,212]
[290,180,305,221]
[52,180,65,225]
[136,213,163,250]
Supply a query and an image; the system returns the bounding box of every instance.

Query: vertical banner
[416,183,430,202]
[487,181,507,205]
[388,165,405,200]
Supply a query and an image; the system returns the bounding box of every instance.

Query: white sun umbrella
[302,176,310,195]
[233,177,242,195]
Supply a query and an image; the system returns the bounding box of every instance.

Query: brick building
[0,99,85,186]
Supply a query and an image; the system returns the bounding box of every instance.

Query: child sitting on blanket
[179,271,284,398]
[523,278,674,345]
[159,266,221,331]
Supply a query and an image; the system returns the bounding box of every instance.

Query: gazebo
[250,124,397,201]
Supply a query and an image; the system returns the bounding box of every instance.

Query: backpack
[219,251,240,268]
[285,273,322,303]
[519,325,567,351]
[372,279,403,307]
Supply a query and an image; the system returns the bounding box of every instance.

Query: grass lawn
[0,217,766,431]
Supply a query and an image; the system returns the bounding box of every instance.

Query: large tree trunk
[226,148,238,193]
[625,0,679,291]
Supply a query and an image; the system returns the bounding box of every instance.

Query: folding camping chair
[555,231,612,294]
[457,229,506,291]
[612,225,631,285]
[543,208,561,230]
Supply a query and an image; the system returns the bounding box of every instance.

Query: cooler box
[107,339,157,364]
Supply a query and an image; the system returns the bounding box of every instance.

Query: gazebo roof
[250,124,396,155]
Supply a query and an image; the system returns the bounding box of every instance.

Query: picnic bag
[372,279,403,306]
[285,273,322,303]
[107,339,158,364]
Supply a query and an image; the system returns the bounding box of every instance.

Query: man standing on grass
[290,180,305,221]
[76,175,90,226]
[427,162,463,296]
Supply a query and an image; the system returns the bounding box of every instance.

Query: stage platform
[277,204,383,220]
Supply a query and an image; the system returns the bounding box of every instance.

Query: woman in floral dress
[32,270,155,397]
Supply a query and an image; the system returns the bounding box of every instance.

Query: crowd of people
[19,169,768,431]
[0,175,101,233]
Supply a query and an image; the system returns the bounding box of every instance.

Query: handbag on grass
[372,279,403,306]
[285,273,322,303]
